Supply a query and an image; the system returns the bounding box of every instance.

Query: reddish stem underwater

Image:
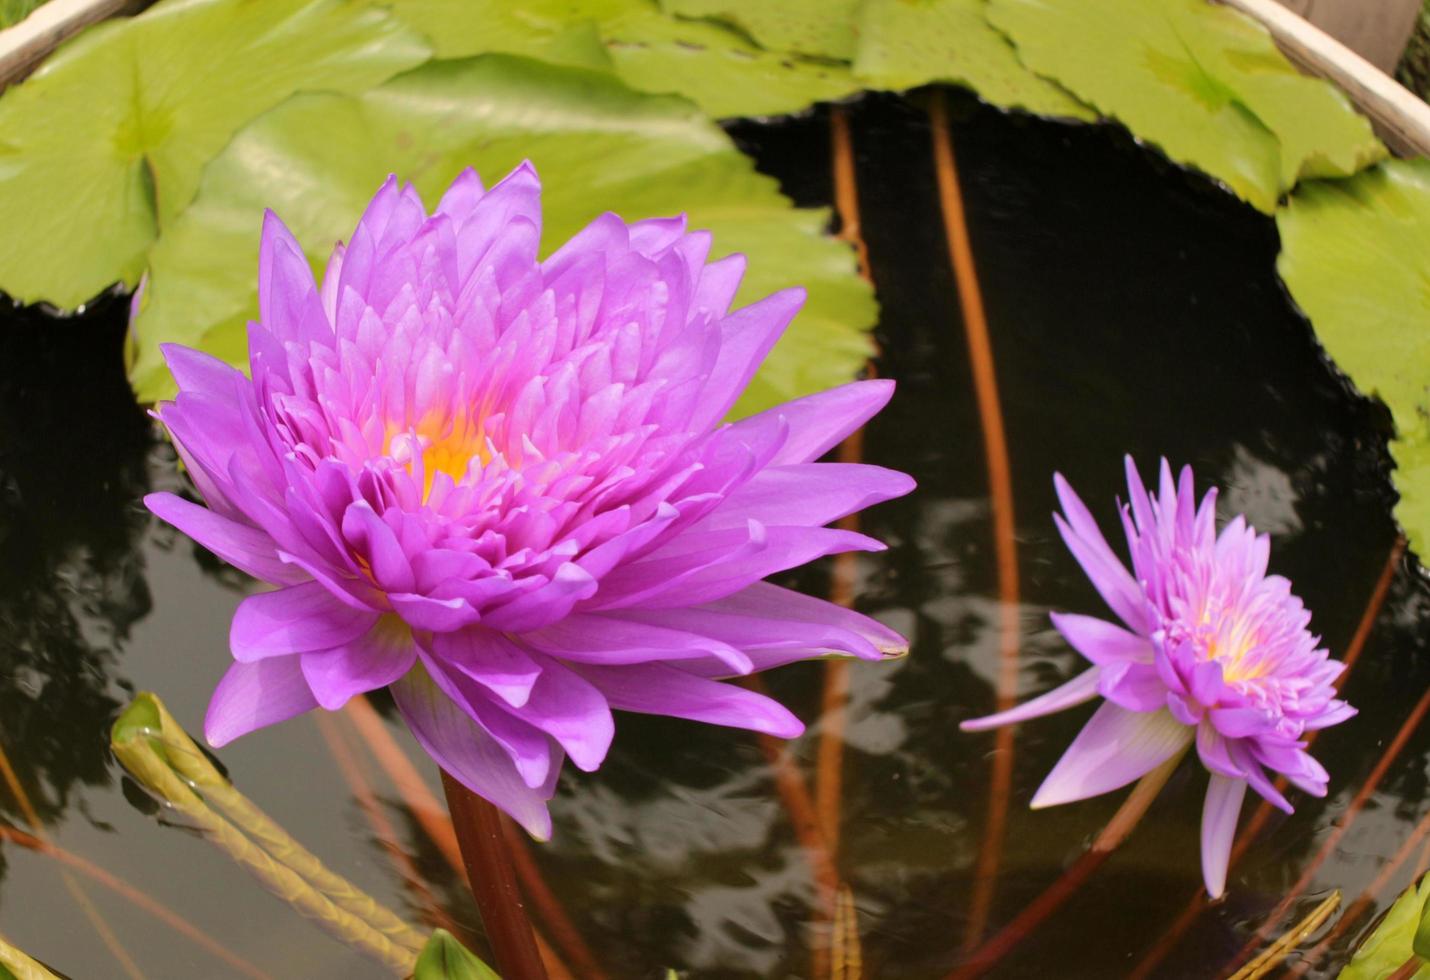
[928,89,1023,955]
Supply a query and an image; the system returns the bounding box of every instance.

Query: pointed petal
[1053,472,1150,633]
[729,379,896,466]
[145,492,304,585]
[523,614,753,673]
[960,668,1102,732]
[391,664,555,840]
[230,581,378,662]
[688,287,803,430]
[205,658,317,748]
[1097,661,1167,711]
[428,628,543,708]
[300,617,417,710]
[1049,612,1153,665]
[575,663,803,738]
[496,656,613,773]
[1200,773,1247,899]
[1031,704,1191,808]
[696,463,915,531]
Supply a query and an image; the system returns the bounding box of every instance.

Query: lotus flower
[962,458,1351,897]
[145,164,913,838]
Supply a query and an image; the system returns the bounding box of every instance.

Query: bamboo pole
[0,0,143,89]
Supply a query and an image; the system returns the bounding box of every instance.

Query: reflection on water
[0,89,1426,978]
[0,297,152,827]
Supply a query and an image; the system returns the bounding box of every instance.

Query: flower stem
[440,771,549,980]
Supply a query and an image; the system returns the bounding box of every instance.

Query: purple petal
[420,655,555,790]
[730,380,896,466]
[258,210,330,345]
[594,524,884,610]
[1097,661,1167,711]
[688,288,804,431]
[522,614,753,673]
[478,563,598,633]
[163,344,245,396]
[1053,473,1150,634]
[494,655,613,773]
[610,580,907,678]
[340,503,415,594]
[1049,612,1153,665]
[1209,707,1275,739]
[574,663,803,738]
[1200,773,1246,899]
[205,657,318,748]
[391,664,555,840]
[1031,704,1191,808]
[696,463,915,531]
[145,492,304,585]
[428,628,543,708]
[1195,722,1244,779]
[1189,660,1226,706]
[960,668,1101,732]
[299,616,417,710]
[230,581,377,662]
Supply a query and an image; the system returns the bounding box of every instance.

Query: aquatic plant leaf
[384,0,618,69]
[384,0,859,119]
[128,55,876,418]
[1340,871,1430,979]
[1276,160,1430,560]
[1415,886,1430,961]
[854,0,1092,119]
[986,0,1384,212]
[0,0,429,309]
[113,692,428,972]
[601,5,860,118]
[660,0,860,59]
[413,930,500,980]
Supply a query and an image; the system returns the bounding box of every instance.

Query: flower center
[1201,612,1266,683]
[386,410,493,500]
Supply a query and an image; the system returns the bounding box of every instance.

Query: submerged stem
[1228,890,1340,980]
[112,694,421,974]
[441,771,549,980]
[0,932,61,980]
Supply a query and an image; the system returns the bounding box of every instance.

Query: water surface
[0,89,1424,978]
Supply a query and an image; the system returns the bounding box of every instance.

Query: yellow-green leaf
[987,0,1383,212]
[1277,160,1430,560]
[0,0,429,308]
[854,0,1092,119]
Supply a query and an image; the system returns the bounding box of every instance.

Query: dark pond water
[1,88,1426,979]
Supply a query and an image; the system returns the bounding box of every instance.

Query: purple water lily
[962,457,1352,897]
[145,164,913,838]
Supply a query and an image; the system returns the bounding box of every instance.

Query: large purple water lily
[146,163,913,838]
[963,457,1352,897]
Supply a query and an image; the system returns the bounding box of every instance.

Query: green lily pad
[413,930,499,980]
[385,0,618,70]
[128,55,876,421]
[987,0,1383,212]
[1340,871,1430,979]
[385,0,860,119]
[1277,160,1430,560]
[854,0,1092,119]
[659,0,860,60]
[0,0,429,309]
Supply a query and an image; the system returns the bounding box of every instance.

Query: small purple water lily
[145,164,913,839]
[962,457,1352,898]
